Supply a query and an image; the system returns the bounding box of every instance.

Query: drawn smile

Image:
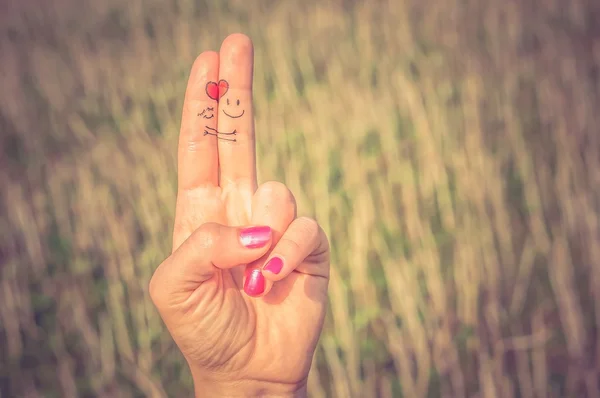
[203,114,214,119]
[223,109,245,119]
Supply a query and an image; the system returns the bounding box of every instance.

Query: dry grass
[2,0,600,396]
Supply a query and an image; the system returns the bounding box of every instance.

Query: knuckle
[297,217,320,240]
[191,222,221,251]
[256,181,296,205]
[278,236,302,254]
[259,181,287,192]
[186,139,202,153]
[322,232,331,252]
[254,182,297,222]
[315,232,331,262]
[148,258,169,306]
[185,128,207,153]
[148,275,158,303]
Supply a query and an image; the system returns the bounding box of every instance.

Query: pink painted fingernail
[244,269,265,296]
[239,226,272,248]
[263,257,284,275]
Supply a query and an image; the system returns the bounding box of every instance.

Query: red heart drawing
[206,81,219,100]
[205,80,229,101]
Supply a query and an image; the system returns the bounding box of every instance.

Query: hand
[149,34,330,398]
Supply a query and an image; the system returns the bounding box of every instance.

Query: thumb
[149,223,272,308]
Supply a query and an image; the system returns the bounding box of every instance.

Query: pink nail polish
[244,269,265,296]
[263,257,284,274]
[239,226,272,248]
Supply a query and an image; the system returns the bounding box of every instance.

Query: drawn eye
[227,98,230,105]
[236,99,240,106]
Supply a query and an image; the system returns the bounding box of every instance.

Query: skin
[149,34,330,398]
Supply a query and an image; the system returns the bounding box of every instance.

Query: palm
[165,33,330,390]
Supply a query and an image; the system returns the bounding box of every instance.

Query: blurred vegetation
[2,0,600,396]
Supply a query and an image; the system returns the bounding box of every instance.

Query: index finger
[216,34,257,192]
[177,51,220,191]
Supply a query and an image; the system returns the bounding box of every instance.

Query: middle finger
[216,33,258,192]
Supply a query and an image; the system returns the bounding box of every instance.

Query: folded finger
[242,181,297,297]
[261,217,330,283]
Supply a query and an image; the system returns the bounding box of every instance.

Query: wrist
[193,374,308,398]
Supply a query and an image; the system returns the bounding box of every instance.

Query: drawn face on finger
[221,96,245,119]
[205,79,246,119]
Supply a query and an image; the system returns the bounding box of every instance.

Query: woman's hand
[149,34,330,398]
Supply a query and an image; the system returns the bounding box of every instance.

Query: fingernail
[239,226,272,248]
[263,257,284,275]
[244,269,265,297]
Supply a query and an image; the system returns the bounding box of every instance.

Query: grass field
[2,0,600,396]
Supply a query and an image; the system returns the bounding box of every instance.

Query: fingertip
[219,33,254,87]
[193,50,219,68]
[220,33,254,56]
[184,50,220,106]
[262,256,285,280]
[243,268,266,297]
[189,51,218,80]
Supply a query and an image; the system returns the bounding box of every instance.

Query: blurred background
[1,0,600,396]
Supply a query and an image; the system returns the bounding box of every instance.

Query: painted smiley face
[197,106,215,119]
[221,97,245,119]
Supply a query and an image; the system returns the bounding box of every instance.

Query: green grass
[1,0,600,396]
